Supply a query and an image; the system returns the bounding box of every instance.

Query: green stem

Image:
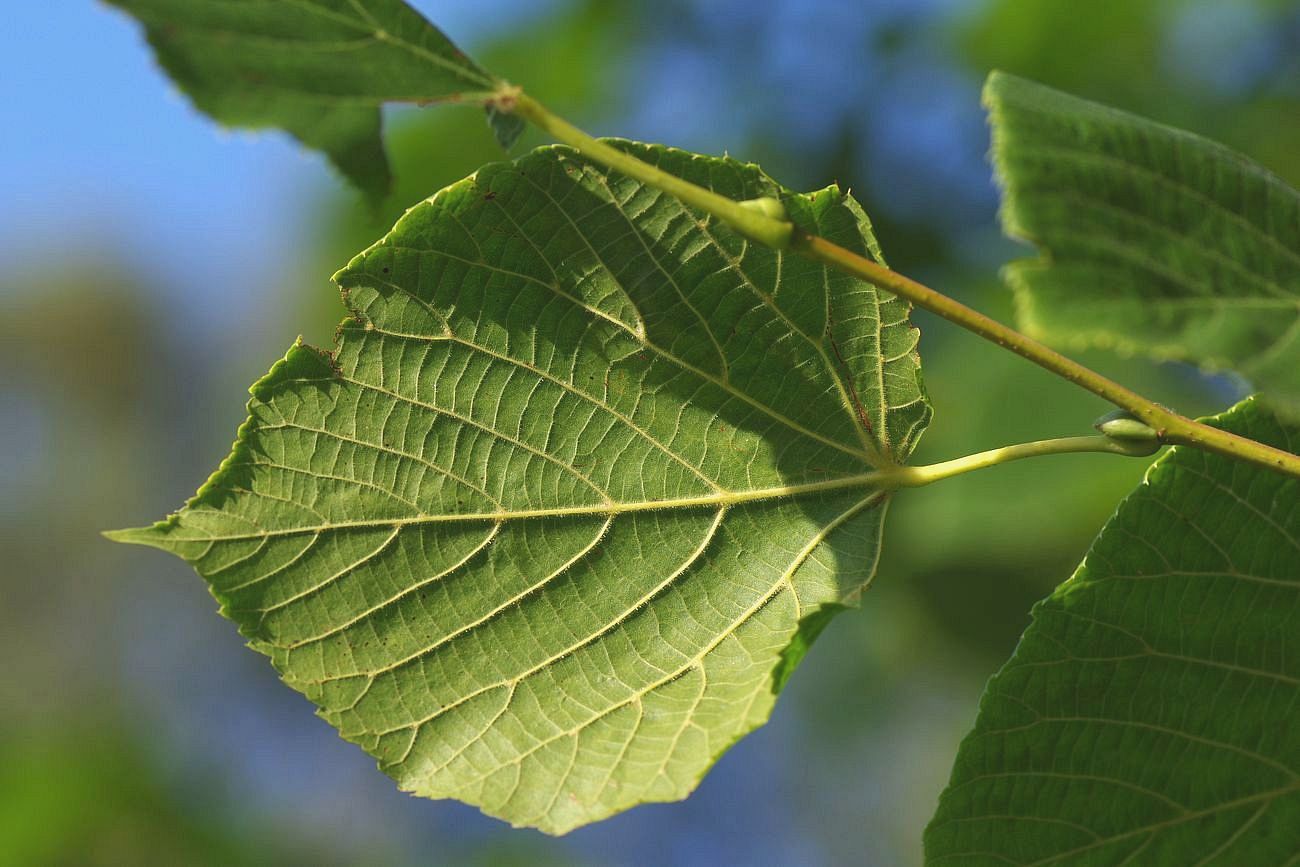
[791,235,1300,479]
[887,435,1159,488]
[512,94,793,249]
[502,90,1300,481]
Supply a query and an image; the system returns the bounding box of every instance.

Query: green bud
[1094,409,1160,442]
[737,196,787,221]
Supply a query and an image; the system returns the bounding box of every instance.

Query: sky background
[3,1,1298,865]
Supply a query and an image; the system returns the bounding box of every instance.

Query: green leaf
[986,72,1300,420]
[926,397,1300,865]
[108,142,930,832]
[105,0,519,203]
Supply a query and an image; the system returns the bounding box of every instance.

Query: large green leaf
[106,0,520,202]
[109,142,930,832]
[926,397,1300,864]
[986,72,1300,419]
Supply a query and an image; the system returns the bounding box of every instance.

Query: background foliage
[4,1,1299,864]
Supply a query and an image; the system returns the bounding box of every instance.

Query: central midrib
[180,470,895,542]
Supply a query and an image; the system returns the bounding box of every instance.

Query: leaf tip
[102,520,175,550]
[101,527,140,544]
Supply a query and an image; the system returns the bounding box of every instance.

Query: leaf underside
[111,142,929,832]
[926,398,1300,865]
[105,0,520,202]
[986,72,1300,420]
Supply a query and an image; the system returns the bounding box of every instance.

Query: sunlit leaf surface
[110,142,929,832]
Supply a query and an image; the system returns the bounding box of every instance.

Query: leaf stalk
[885,435,1159,488]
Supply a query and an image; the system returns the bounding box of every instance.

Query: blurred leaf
[956,0,1300,189]
[926,397,1300,864]
[105,0,519,203]
[987,72,1300,420]
[109,142,930,832]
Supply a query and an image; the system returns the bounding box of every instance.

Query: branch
[503,90,1300,481]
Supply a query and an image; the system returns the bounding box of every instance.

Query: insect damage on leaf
[108,140,929,832]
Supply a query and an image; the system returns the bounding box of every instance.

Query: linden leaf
[109,142,930,832]
[927,397,1300,864]
[987,72,1300,420]
[106,0,521,202]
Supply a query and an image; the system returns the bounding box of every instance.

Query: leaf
[108,142,930,832]
[105,0,520,203]
[925,397,1300,865]
[985,72,1300,420]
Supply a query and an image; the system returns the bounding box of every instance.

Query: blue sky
[0,2,553,335]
